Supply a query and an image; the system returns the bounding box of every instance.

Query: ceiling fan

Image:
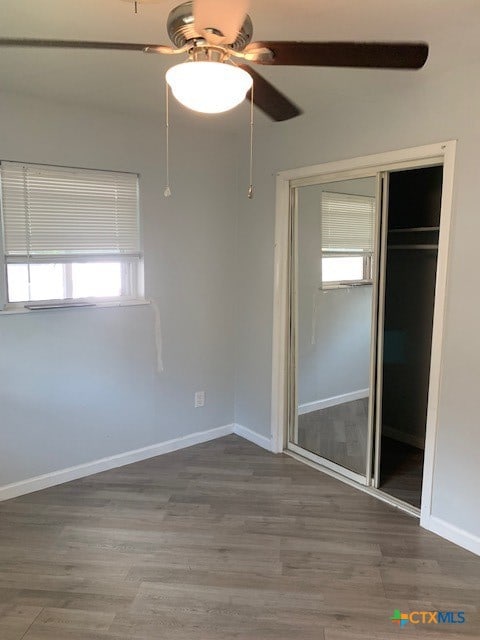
[0,0,429,121]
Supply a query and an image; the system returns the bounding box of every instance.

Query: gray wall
[296,181,374,406]
[234,70,480,538]
[0,92,236,486]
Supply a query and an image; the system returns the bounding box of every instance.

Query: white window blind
[321,191,375,252]
[1,162,140,262]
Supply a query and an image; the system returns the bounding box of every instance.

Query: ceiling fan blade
[238,64,302,122]
[0,38,176,54]
[245,41,429,69]
[194,0,249,45]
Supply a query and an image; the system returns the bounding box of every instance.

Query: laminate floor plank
[0,434,478,639]
[0,605,42,640]
[380,436,424,507]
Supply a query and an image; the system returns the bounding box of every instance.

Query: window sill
[0,299,150,316]
[321,281,373,291]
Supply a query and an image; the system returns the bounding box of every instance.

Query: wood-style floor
[0,435,479,640]
[380,436,424,508]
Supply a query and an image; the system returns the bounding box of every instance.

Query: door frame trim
[271,141,457,532]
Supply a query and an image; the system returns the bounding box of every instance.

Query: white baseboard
[233,424,274,452]
[298,389,369,415]
[0,423,234,502]
[423,515,480,557]
[383,424,425,450]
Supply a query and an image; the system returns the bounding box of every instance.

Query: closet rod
[389,226,440,233]
[389,244,438,250]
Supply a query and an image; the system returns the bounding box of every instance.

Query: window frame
[320,190,376,290]
[4,258,142,309]
[321,250,374,290]
[0,161,144,310]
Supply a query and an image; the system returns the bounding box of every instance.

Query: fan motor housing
[167,1,253,50]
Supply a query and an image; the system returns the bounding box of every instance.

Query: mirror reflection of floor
[297,398,369,475]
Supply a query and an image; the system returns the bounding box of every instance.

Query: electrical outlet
[194,391,205,408]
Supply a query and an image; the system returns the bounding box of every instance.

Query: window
[321,191,375,288]
[0,162,142,307]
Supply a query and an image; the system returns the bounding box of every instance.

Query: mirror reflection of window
[321,191,375,288]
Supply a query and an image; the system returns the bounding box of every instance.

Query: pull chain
[134,1,138,14]
[164,81,172,197]
[248,83,254,199]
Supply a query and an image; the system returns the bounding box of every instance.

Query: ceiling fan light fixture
[165,61,252,114]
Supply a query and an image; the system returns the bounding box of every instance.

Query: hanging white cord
[248,83,254,199]
[150,299,164,373]
[164,81,172,198]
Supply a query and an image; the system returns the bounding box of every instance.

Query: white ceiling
[1,0,479,127]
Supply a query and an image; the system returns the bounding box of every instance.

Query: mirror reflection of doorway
[290,176,378,481]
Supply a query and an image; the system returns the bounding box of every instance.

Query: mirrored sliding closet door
[288,175,380,483]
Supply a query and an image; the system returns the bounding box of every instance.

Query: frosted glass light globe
[165,61,253,114]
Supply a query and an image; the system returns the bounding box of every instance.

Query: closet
[282,144,453,515]
[376,165,443,508]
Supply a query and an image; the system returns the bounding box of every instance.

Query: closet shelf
[389,244,438,250]
[389,226,440,233]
